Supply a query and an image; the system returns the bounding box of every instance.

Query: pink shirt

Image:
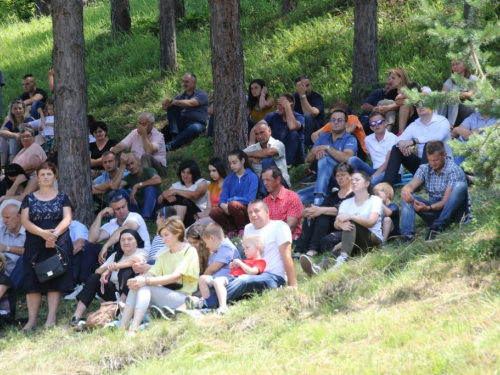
[13,143,47,172]
[121,127,167,167]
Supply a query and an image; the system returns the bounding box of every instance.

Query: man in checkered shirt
[400,140,468,243]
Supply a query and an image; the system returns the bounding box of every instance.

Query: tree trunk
[282,0,297,16]
[35,0,51,17]
[159,0,178,76]
[209,0,247,157]
[111,0,131,34]
[174,0,185,19]
[51,0,93,226]
[352,0,378,107]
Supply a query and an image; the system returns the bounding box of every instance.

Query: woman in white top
[70,229,147,328]
[158,159,207,228]
[438,59,476,127]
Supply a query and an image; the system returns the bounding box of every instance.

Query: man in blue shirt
[293,75,325,148]
[264,93,305,166]
[305,109,358,206]
[92,151,130,207]
[161,72,209,151]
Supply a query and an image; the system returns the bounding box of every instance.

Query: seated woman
[0,253,14,328]
[0,99,35,167]
[209,150,258,236]
[0,163,39,202]
[70,229,147,328]
[437,59,476,128]
[89,121,118,175]
[294,162,354,259]
[120,219,199,333]
[301,171,383,276]
[186,225,210,276]
[190,157,228,229]
[158,160,208,228]
[12,127,47,175]
[247,79,276,144]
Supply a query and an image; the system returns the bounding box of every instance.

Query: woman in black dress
[89,121,118,173]
[20,162,73,330]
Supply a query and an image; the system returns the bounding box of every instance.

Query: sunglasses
[110,194,124,203]
[330,118,345,124]
[369,119,385,127]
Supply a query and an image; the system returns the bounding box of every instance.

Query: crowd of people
[0,60,494,333]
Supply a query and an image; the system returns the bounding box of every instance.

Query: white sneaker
[64,284,84,300]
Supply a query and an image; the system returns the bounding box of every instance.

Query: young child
[374,183,400,243]
[212,234,266,314]
[0,253,14,328]
[32,99,55,156]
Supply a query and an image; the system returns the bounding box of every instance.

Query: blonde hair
[0,253,5,272]
[158,218,185,242]
[388,67,410,88]
[374,182,394,200]
[242,234,264,252]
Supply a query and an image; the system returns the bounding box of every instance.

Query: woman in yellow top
[120,219,199,333]
[247,79,276,123]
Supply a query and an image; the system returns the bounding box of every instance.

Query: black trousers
[76,268,134,307]
[295,215,335,253]
[382,144,428,185]
[163,194,201,228]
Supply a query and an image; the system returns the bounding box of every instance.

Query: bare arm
[245,147,279,159]
[88,207,112,243]
[371,151,391,178]
[360,103,375,112]
[400,177,423,204]
[110,141,127,155]
[232,259,260,275]
[203,260,226,276]
[110,163,128,191]
[311,127,325,143]
[286,216,299,235]
[23,93,44,105]
[0,244,24,256]
[279,242,297,287]
[171,98,200,108]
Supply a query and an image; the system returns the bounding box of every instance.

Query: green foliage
[0,0,34,24]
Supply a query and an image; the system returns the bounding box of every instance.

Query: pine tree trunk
[352,0,378,107]
[209,0,247,157]
[111,0,131,34]
[174,0,185,19]
[35,0,51,17]
[159,0,178,76]
[51,0,93,226]
[282,0,297,16]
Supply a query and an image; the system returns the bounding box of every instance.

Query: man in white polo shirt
[348,111,400,185]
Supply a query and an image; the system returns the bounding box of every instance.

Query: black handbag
[31,244,69,283]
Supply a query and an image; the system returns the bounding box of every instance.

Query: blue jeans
[454,136,467,166]
[281,129,304,166]
[128,186,160,219]
[203,272,286,308]
[259,157,289,196]
[297,186,315,204]
[400,181,468,236]
[30,100,44,119]
[314,155,338,197]
[166,106,206,150]
[348,156,400,186]
[10,256,24,291]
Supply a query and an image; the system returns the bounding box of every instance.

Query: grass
[2,0,500,373]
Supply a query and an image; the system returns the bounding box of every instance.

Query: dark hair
[156,206,177,219]
[23,74,34,80]
[451,59,472,81]
[294,74,310,84]
[280,92,295,106]
[248,199,268,211]
[177,160,201,186]
[90,121,108,135]
[369,111,385,120]
[426,140,446,155]
[119,229,145,249]
[352,170,373,195]
[36,161,58,177]
[186,224,210,274]
[4,164,29,189]
[247,79,267,111]
[228,149,254,174]
[331,109,348,121]
[334,162,354,176]
[262,165,282,181]
[208,156,228,180]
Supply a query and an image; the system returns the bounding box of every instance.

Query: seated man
[111,153,162,220]
[301,109,357,206]
[243,120,290,196]
[198,199,298,309]
[64,220,90,300]
[451,111,498,165]
[262,166,303,241]
[293,75,325,148]
[92,151,130,207]
[111,112,168,177]
[263,93,305,166]
[82,195,151,283]
[348,111,400,185]
[400,141,468,243]
[382,105,452,186]
[0,201,25,291]
[19,74,48,119]
[161,72,209,151]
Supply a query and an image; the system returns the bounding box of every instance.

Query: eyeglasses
[110,194,124,203]
[369,119,385,127]
[330,118,345,124]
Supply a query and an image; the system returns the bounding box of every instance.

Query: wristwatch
[6,246,10,253]
[139,182,143,187]
[326,145,330,151]
[300,94,306,99]
[478,127,484,133]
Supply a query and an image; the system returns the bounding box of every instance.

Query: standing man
[304,109,357,207]
[111,112,168,177]
[111,153,162,220]
[92,151,131,206]
[19,74,48,119]
[400,141,468,243]
[262,167,303,241]
[244,120,290,195]
[200,199,298,309]
[293,75,325,149]
[264,93,305,166]
[161,72,209,151]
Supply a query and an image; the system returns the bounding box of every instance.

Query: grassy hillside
[1,0,500,373]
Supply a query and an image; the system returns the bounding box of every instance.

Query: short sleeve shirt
[0,225,25,276]
[174,88,209,125]
[264,111,305,144]
[414,158,466,201]
[122,167,162,207]
[230,259,266,277]
[121,128,167,167]
[69,220,88,242]
[149,245,200,295]
[263,187,303,239]
[20,88,48,102]
[100,248,148,289]
[101,212,151,252]
[293,91,325,127]
[362,88,387,107]
[208,238,241,278]
[386,202,400,235]
[461,112,498,131]
[338,195,383,241]
[313,131,358,160]
[364,130,398,169]
[4,117,34,132]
